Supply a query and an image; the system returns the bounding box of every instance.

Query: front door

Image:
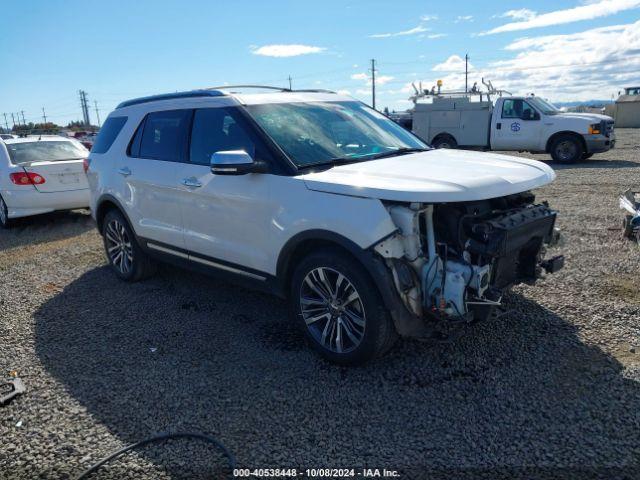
[175,106,275,274]
[492,99,542,151]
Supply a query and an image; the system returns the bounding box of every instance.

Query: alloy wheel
[299,267,366,354]
[105,219,133,274]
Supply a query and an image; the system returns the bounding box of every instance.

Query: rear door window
[91,116,127,154]
[138,110,191,162]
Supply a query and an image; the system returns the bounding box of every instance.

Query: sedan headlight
[588,123,601,135]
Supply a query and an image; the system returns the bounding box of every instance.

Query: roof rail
[206,85,336,94]
[205,85,291,92]
[116,89,226,109]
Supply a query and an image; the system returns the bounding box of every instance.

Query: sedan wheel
[0,195,9,228]
[300,267,366,354]
[105,218,134,275]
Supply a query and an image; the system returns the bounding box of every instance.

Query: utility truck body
[411,93,615,163]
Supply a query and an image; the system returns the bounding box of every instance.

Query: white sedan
[0,136,90,228]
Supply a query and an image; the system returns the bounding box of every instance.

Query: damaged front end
[620,189,640,244]
[373,192,564,335]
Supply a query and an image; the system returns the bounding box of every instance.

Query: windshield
[528,97,561,115]
[244,101,427,168]
[5,140,87,165]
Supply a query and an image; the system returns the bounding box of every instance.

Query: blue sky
[1,0,639,127]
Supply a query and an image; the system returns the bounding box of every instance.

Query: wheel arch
[95,194,134,235]
[545,131,586,153]
[276,229,426,337]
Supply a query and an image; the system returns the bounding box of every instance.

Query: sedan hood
[299,149,556,202]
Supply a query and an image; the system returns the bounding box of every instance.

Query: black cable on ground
[74,432,236,479]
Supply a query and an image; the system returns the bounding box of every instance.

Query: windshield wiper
[364,147,430,160]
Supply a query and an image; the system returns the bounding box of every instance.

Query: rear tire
[550,135,584,163]
[102,209,156,282]
[582,152,594,160]
[0,194,11,229]
[431,135,457,149]
[290,248,397,365]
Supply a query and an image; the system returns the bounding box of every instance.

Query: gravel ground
[1,129,639,480]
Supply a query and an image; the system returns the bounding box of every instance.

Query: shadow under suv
[87,86,564,365]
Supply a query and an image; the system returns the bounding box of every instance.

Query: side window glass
[128,118,145,157]
[502,99,523,119]
[92,116,127,154]
[139,110,191,162]
[189,108,256,165]
[522,101,536,120]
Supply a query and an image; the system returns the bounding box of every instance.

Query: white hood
[557,112,613,122]
[299,149,556,203]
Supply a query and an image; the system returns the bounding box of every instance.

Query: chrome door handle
[117,167,132,176]
[181,177,202,188]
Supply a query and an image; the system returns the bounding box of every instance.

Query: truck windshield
[528,97,561,115]
[5,140,87,165]
[244,101,428,168]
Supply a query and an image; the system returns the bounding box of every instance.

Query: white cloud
[336,89,352,95]
[351,72,394,85]
[498,8,536,21]
[455,15,474,22]
[432,55,473,72]
[409,21,640,102]
[370,25,429,38]
[376,75,395,85]
[420,15,438,21]
[426,33,447,39]
[485,0,640,34]
[251,44,326,57]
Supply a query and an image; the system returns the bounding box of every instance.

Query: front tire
[290,249,397,365]
[431,135,457,149]
[550,135,584,163]
[102,209,156,281]
[0,194,11,229]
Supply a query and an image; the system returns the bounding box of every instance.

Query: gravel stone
[1,130,639,479]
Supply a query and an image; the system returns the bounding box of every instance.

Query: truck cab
[411,91,615,163]
[490,96,615,162]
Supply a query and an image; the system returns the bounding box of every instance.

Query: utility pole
[79,90,91,126]
[42,107,47,124]
[2,113,8,131]
[94,100,101,127]
[465,53,469,93]
[288,75,292,90]
[11,113,15,128]
[20,110,26,126]
[370,58,377,110]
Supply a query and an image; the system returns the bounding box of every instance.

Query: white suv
[87,87,564,365]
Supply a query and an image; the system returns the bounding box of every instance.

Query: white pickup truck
[411,94,615,163]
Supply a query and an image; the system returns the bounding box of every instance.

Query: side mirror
[210,150,266,175]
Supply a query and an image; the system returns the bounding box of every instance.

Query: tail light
[10,172,46,185]
[83,158,90,174]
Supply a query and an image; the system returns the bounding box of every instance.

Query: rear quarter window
[91,116,128,154]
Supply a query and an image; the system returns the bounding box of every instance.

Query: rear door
[116,109,190,247]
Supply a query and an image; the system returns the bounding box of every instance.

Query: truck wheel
[550,135,584,163]
[290,248,397,365]
[432,135,457,149]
